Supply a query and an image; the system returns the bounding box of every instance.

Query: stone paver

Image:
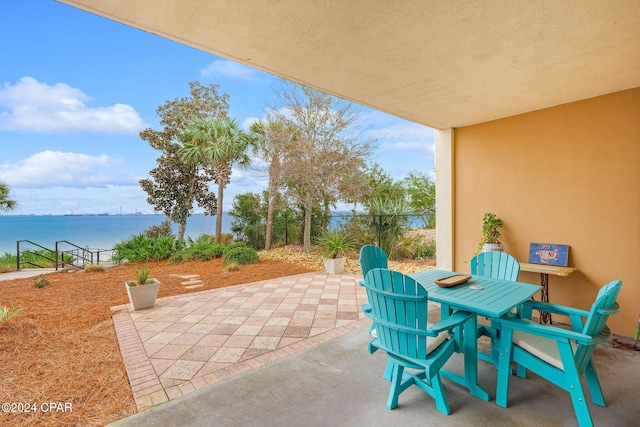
[111,272,370,412]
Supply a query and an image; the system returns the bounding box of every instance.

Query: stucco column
[435,128,454,270]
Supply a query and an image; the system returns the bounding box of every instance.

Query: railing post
[16,241,20,271]
[55,241,59,271]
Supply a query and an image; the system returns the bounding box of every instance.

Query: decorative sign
[528,243,569,267]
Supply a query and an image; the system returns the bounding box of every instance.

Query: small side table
[519,263,577,324]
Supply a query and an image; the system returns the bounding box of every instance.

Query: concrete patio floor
[109,272,639,426]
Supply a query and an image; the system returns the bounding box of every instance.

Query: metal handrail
[16,240,57,270]
[16,240,112,271]
[55,240,112,269]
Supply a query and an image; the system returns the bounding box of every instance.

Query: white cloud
[0,150,134,188]
[200,60,257,80]
[368,121,435,155]
[241,116,262,131]
[0,77,147,134]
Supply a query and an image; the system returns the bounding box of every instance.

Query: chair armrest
[523,300,590,318]
[597,302,620,315]
[358,279,365,287]
[494,316,594,345]
[428,310,473,335]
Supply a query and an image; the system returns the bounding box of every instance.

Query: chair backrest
[470,251,520,281]
[359,245,388,278]
[582,280,622,338]
[574,280,622,370]
[363,268,429,359]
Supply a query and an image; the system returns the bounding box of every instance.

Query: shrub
[392,232,436,260]
[220,233,234,245]
[223,241,247,255]
[84,264,105,272]
[413,240,436,259]
[224,262,239,272]
[223,247,259,266]
[0,262,14,273]
[33,274,50,288]
[112,234,184,263]
[170,235,225,263]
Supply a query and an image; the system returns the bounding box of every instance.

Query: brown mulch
[0,257,315,427]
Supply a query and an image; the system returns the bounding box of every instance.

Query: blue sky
[0,0,434,215]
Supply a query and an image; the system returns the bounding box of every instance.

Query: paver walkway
[111,271,371,412]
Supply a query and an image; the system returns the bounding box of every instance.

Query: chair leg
[584,360,606,407]
[431,373,451,415]
[387,363,406,410]
[558,344,594,427]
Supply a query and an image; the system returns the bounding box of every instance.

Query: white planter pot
[125,279,160,311]
[482,243,504,252]
[324,257,346,274]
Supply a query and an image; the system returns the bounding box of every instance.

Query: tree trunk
[177,221,187,241]
[215,181,224,243]
[303,204,312,254]
[265,190,275,251]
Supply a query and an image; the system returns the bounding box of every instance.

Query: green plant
[135,266,151,285]
[369,197,415,259]
[0,302,22,323]
[315,230,356,259]
[33,274,50,288]
[112,234,184,263]
[392,232,436,260]
[0,261,14,273]
[223,247,259,265]
[170,235,226,262]
[477,212,504,251]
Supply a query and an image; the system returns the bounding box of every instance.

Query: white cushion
[371,323,449,355]
[513,330,577,370]
[426,323,450,355]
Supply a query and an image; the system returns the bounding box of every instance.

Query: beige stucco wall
[453,87,640,336]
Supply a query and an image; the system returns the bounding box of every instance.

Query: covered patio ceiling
[59,0,640,130]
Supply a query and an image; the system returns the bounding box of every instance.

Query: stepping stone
[184,285,203,289]
[181,280,202,286]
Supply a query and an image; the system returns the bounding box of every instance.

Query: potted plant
[125,266,160,310]
[316,230,356,274]
[477,212,504,252]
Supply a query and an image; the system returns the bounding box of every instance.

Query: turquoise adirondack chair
[470,251,520,281]
[359,244,388,277]
[359,245,389,335]
[363,268,473,414]
[494,280,622,427]
[470,251,521,362]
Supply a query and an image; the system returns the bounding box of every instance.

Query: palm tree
[0,182,17,212]
[180,117,252,242]
[248,117,293,250]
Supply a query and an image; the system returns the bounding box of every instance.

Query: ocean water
[0,214,232,255]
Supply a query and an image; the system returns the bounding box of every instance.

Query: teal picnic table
[410,269,541,401]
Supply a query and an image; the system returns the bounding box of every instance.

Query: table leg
[440,314,490,401]
[538,273,552,324]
